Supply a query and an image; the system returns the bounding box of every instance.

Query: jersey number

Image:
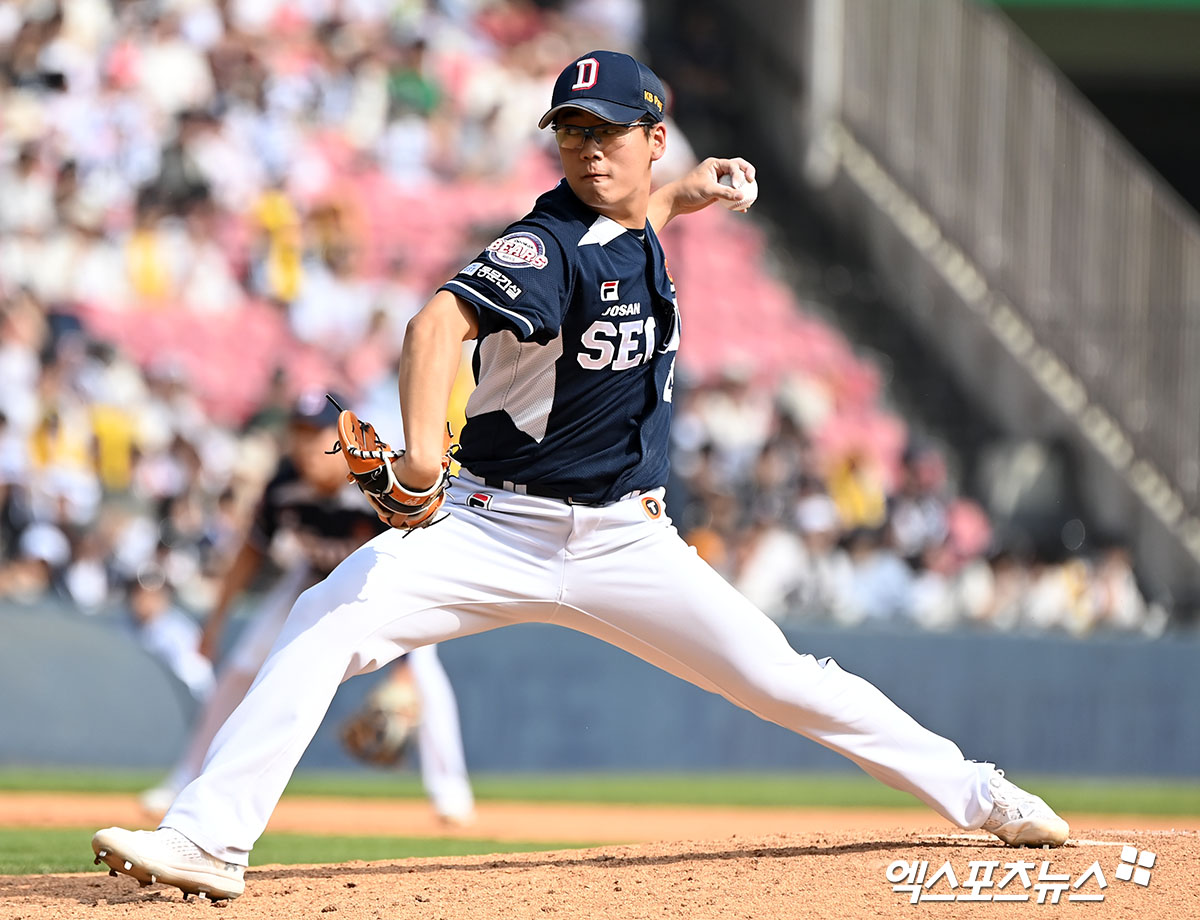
[578,318,657,371]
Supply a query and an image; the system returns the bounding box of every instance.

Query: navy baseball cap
[290,391,342,428]
[538,50,667,129]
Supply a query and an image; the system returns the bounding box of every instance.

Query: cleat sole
[92,830,243,900]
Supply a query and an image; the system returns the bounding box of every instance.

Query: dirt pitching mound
[5,826,1197,920]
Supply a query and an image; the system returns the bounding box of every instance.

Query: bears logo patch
[486,232,548,270]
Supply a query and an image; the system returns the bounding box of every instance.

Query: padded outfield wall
[3,603,1197,777]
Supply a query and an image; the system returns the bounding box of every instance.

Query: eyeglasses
[552,121,652,150]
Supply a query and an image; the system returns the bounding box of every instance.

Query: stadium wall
[4,604,1197,777]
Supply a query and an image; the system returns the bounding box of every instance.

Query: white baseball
[718,168,758,212]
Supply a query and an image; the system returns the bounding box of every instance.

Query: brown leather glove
[333,405,451,530]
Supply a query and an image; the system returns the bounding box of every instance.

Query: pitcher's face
[554,110,666,226]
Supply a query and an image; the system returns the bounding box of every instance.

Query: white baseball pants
[160,563,473,821]
[163,482,994,864]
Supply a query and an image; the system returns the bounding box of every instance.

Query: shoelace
[987,770,1039,820]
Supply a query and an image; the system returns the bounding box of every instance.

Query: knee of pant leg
[288,581,332,629]
[290,546,380,619]
[727,652,842,715]
[295,544,387,616]
[283,575,371,641]
[344,637,413,681]
[279,584,403,683]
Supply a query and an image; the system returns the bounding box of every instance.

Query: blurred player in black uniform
[140,393,474,823]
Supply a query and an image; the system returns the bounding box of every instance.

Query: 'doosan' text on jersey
[440,180,680,504]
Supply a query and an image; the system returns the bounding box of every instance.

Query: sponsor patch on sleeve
[463,262,520,298]
[486,232,549,270]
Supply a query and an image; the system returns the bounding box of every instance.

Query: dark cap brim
[538,99,653,130]
[290,394,343,428]
[290,410,340,428]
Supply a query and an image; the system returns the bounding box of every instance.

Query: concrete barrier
[3,603,1195,776]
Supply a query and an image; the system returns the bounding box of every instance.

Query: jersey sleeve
[244,492,275,554]
[245,466,287,552]
[438,222,570,343]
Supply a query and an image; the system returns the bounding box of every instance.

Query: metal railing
[837,0,1200,518]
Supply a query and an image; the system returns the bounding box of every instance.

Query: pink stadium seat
[70,167,901,440]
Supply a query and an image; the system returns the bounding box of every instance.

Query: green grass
[0,769,164,795]
[300,771,924,807]
[1,767,1198,814]
[0,827,579,876]
[1019,777,1200,818]
[3,768,1198,875]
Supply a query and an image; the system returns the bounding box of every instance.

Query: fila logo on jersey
[641,496,663,519]
[600,280,619,302]
[487,232,548,270]
[466,492,492,509]
[572,58,599,90]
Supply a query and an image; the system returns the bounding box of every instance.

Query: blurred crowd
[0,0,639,625]
[670,369,1168,637]
[0,0,1169,643]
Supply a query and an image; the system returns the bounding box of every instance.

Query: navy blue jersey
[249,459,386,575]
[440,181,680,504]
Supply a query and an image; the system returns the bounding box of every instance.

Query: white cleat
[981,769,1069,847]
[91,827,245,900]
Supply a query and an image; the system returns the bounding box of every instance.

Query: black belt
[459,470,637,507]
[482,477,607,506]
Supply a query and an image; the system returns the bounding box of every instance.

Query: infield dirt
[1,792,1196,919]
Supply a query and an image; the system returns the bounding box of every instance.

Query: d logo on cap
[538,50,668,130]
[571,58,599,90]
